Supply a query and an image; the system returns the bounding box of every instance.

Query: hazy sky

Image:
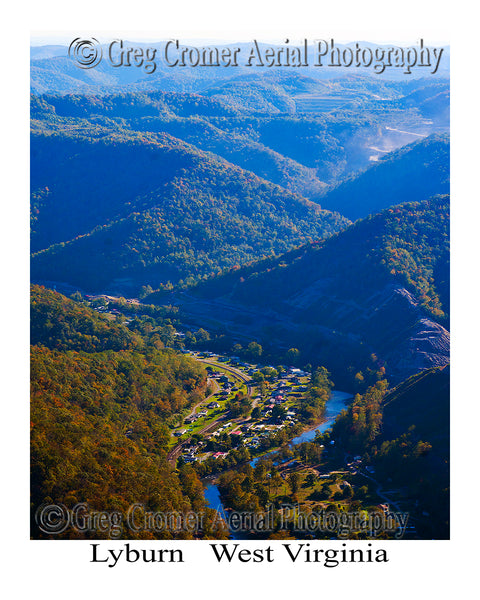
[30,34,450,47]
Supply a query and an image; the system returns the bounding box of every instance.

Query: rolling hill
[31,93,328,198]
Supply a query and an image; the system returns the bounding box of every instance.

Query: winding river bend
[204,390,353,526]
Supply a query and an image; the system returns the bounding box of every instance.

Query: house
[289,368,307,377]
[207,401,220,409]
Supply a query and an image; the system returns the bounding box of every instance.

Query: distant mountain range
[30,41,450,95]
[317,133,449,220]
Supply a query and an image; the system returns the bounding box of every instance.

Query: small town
[167,350,312,466]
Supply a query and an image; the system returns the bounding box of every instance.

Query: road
[356,469,402,513]
[166,357,254,465]
[184,377,220,421]
[195,358,254,398]
[384,126,427,138]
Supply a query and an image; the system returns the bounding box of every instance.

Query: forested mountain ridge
[183,196,449,382]
[31,284,141,351]
[30,81,450,296]
[31,125,349,293]
[31,92,327,198]
[31,77,449,197]
[195,195,449,317]
[30,285,225,539]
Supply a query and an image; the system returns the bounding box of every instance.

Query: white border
[3,0,479,597]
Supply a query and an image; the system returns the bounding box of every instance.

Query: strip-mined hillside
[187,196,449,381]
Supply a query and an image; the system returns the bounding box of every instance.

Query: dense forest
[30,125,348,293]
[30,285,226,539]
[195,195,450,319]
[31,285,141,351]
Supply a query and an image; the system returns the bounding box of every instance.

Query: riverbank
[249,390,353,467]
[203,389,353,534]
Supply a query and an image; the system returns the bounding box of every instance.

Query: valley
[29,42,450,541]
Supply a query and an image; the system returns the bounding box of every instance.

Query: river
[203,389,353,525]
